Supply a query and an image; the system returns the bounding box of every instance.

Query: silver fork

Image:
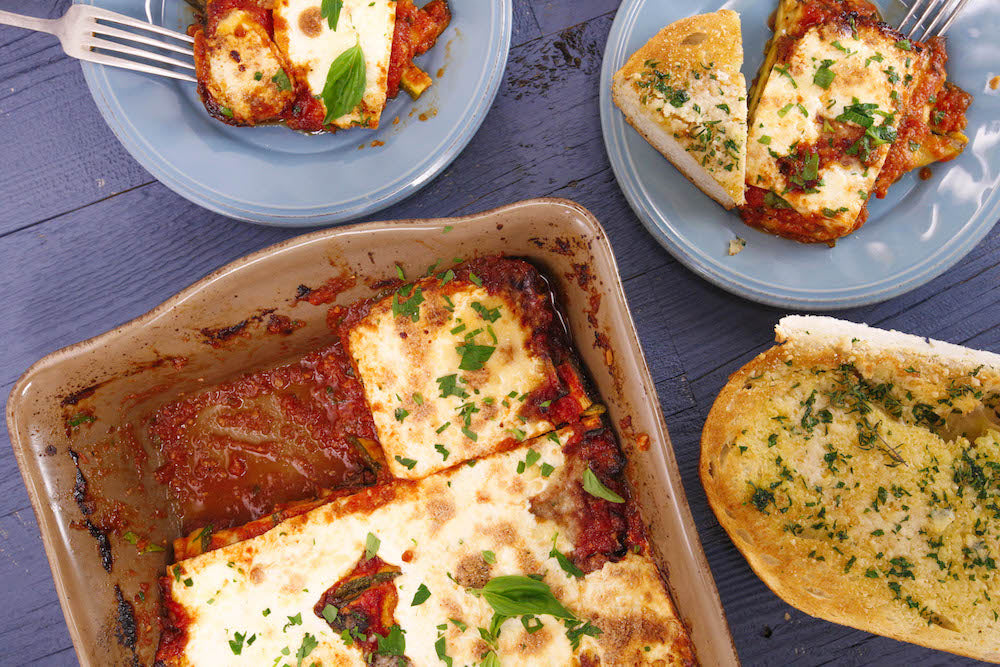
[898,0,970,41]
[0,6,195,82]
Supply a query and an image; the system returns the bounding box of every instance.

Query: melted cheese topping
[273,0,395,128]
[348,281,559,479]
[747,22,918,227]
[199,10,295,124]
[161,430,687,666]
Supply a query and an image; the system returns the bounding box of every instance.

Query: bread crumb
[784,612,791,621]
[728,238,746,255]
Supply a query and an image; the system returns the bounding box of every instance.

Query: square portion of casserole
[342,258,593,479]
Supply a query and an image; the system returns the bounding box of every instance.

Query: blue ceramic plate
[78,0,511,225]
[600,0,1000,310]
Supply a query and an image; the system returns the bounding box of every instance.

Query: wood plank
[0,508,75,665]
[511,0,542,46]
[0,23,153,236]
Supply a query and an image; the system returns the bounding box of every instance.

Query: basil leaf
[481,650,501,667]
[364,532,380,560]
[321,0,343,30]
[582,468,625,503]
[377,624,406,655]
[411,583,431,606]
[549,543,584,579]
[321,44,367,124]
[473,575,576,620]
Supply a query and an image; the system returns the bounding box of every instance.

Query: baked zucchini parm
[742,0,972,243]
[154,257,697,665]
[190,0,450,132]
[157,425,695,666]
[341,258,593,479]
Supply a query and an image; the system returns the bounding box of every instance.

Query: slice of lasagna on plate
[741,0,972,244]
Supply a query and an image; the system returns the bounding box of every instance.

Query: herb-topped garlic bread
[701,315,1000,662]
[612,11,748,209]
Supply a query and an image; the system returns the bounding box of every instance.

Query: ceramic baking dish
[6,198,737,666]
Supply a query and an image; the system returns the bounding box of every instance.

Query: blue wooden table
[1,1,996,664]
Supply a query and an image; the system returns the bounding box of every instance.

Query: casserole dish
[6,198,737,665]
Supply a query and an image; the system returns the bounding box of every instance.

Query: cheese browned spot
[192,10,295,125]
[156,427,693,665]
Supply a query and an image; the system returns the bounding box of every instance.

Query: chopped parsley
[436,374,468,399]
[395,455,417,470]
[228,630,255,655]
[813,59,836,89]
[773,64,798,88]
[321,604,338,623]
[471,302,501,323]
[411,583,431,606]
[271,68,292,91]
[456,342,496,371]
[377,625,406,656]
[391,285,424,322]
[582,468,625,503]
[365,532,380,560]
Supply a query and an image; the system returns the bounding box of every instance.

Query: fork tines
[898,0,970,42]
[82,6,196,82]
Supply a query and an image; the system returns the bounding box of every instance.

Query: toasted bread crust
[616,11,743,83]
[612,10,747,208]
[702,316,1000,662]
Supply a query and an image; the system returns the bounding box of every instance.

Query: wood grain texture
[0,0,153,236]
[1,0,998,665]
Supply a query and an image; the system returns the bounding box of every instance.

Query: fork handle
[0,10,58,36]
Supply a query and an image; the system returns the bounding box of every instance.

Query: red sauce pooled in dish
[151,340,378,533]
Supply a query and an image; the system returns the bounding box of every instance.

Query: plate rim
[599,0,1000,311]
[78,0,513,226]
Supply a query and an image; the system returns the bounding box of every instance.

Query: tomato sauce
[741,185,868,245]
[566,429,633,573]
[203,0,272,35]
[388,0,451,98]
[150,340,379,533]
[930,81,972,134]
[313,555,401,655]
